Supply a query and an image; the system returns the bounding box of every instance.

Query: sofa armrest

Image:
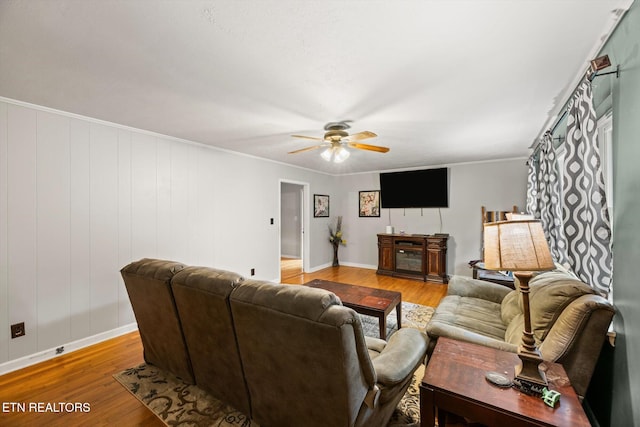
[448,275,512,304]
[371,328,427,386]
[538,294,615,398]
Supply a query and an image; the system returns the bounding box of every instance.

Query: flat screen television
[379,167,448,208]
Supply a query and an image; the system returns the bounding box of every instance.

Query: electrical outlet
[251,268,255,276]
[10,322,25,339]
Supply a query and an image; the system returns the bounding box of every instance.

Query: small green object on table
[542,387,561,408]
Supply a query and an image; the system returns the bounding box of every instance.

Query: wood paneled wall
[0,103,227,365]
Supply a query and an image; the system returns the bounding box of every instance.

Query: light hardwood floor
[0,266,448,426]
[281,263,448,307]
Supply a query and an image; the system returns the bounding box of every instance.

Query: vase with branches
[329,216,346,267]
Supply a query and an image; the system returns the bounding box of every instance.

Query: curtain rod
[530,64,619,157]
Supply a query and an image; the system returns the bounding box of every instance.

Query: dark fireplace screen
[395,249,422,273]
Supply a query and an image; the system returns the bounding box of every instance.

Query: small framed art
[359,190,380,217]
[314,194,330,217]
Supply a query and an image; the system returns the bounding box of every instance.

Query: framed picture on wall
[314,194,329,217]
[359,190,380,217]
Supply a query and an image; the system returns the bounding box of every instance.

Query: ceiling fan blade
[288,144,326,154]
[291,134,324,141]
[347,142,390,153]
[346,131,377,141]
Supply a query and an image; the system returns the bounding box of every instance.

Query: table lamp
[483,219,555,394]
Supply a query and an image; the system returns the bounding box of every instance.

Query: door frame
[278,179,310,281]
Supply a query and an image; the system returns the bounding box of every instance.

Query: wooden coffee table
[420,338,590,427]
[305,279,401,340]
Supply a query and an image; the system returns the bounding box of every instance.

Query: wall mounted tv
[379,167,449,208]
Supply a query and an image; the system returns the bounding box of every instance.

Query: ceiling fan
[288,121,390,163]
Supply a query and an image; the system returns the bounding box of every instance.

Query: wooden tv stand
[377,233,448,283]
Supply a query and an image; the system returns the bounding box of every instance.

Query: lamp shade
[483,220,554,272]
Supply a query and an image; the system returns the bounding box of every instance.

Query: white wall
[335,160,528,276]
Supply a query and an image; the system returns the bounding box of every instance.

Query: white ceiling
[0,0,632,174]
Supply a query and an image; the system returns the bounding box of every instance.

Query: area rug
[113,303,433,426]
[359,301,434,339]
[114,363,424,427]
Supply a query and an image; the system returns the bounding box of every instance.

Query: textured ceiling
[0,0,632,174]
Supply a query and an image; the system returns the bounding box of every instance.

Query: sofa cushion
[426,295,514,353]
[504,313,525,345]
[528,271,594,341]
[171,266,250,415]
[500,290,520,325]
[503,270,594,345]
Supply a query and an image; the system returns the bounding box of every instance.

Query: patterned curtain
[527,133,568,264]
[563,80,613,295]
[526,157,539,218]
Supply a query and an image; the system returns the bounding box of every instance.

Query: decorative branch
[329,216,346,247]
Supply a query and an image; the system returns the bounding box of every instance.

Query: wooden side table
[473,268,515,289]
[420,338,589,427]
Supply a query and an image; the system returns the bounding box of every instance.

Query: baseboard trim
[307,262,332,272]
[339,262,377,270]
[0,323,138,375]
[307,262,377,272]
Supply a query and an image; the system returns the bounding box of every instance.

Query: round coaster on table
[485,371,512,387]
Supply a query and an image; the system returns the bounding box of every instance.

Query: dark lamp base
[514,350,548,396]
[513,377,547,396]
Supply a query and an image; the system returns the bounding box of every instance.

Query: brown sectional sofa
[121,258,427,427]
[425,267,615,398]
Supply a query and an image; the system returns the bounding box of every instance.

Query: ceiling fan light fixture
[321,147,333,162]
[333,146,350,163]
[320,145,350,163]
[289,122,388,163]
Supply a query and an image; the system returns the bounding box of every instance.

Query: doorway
[279,181,307,281]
